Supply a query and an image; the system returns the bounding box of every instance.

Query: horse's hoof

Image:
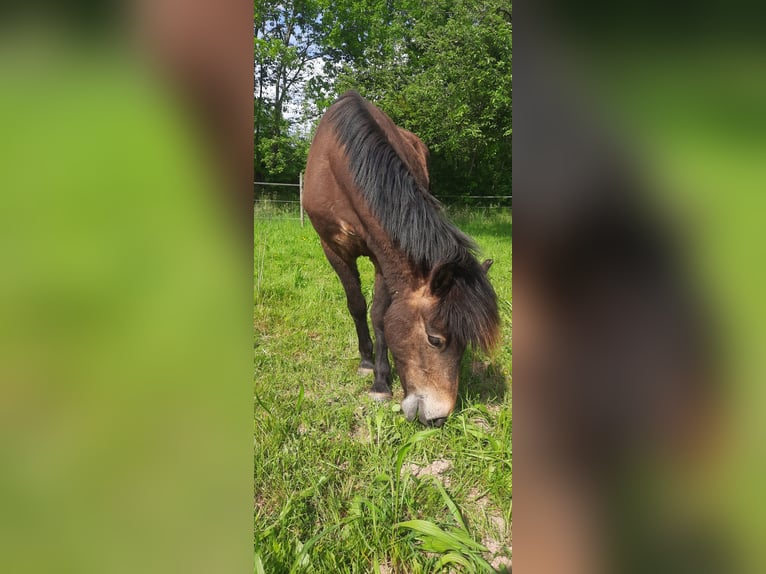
[368,390,393,402]
[357,366,374,376]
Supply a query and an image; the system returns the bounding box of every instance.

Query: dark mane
[432,251,501,352]
[328,91,500,352]
[327,91,476,270]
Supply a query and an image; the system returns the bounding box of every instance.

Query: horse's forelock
[433,257,501,353]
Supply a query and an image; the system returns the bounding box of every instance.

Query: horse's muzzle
[401,394,452,427]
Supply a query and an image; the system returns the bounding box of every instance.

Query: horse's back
[303,99,368,258]
[303,92,432,259]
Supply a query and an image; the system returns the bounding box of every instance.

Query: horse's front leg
[320,241,374,374]
[369,271,393,400]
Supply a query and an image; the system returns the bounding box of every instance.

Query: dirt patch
[467,488,512,570]
[351,422,371,443]
[349,405,371,443]
[400,458,453,487]
[254,493,278,516]
[491,552,512,572]
[469,415,492,432]
[485,512,512,571]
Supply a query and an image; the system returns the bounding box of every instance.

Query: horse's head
[385,257,499,426]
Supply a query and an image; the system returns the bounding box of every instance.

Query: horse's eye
[427,335,444,349]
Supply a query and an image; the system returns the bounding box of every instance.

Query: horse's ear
[481,259,494,273]
[429,262,457,298]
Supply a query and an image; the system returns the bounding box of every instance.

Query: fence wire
[253,199,511,224]
[253,198,303,221]
[254,180,511,223]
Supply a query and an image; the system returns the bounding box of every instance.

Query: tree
[254,0,512,200]
[333,0,512,198]
[254,0,325,182]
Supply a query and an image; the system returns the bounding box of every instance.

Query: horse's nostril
[429,417,448,428]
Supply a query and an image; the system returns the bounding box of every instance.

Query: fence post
[299,172,304,227]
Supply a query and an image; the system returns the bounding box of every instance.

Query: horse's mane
[327,91,500,351]
[327,91,475,270]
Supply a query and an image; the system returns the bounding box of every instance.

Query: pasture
[254,203,512,573]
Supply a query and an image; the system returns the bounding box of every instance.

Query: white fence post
[299,172,304,227]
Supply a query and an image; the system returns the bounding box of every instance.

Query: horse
[303,91,500,426]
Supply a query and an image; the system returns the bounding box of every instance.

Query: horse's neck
[376,256,427,300]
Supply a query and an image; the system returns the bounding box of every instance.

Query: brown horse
[303,91,500,426]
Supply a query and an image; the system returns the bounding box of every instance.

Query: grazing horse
[303,91,500,426]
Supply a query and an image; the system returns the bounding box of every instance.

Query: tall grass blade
[254,392,272,416]
[468,554,496,572]
[394,429,440,477]
[395,519,463,551]
[295,382,304,415]
[289,518,355,573]
[434,552,473,570]
[428,476,467,531]
[254,553,265,574]
[396,519,488,553]
[446,526,488,552]
[257,475,328,540]
[255,236,266,300]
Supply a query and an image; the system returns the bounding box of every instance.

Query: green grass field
[254,204,512,573]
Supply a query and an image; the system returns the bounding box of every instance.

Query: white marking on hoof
[368,391,393,402]
[357,366,374,376]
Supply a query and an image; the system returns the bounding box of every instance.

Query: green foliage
[254,0,326,182]
[254,1,512,199]
[335,0,512,198]
[255,122,310,182]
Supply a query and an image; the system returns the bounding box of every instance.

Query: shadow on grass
[457,350,509,407]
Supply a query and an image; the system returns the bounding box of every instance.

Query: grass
[254,204,512,573]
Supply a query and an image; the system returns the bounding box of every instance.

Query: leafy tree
[254,0,324,182]
[333,0,512,199]
[254,0,512,200]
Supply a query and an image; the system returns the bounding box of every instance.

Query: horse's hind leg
[369,270,393,400]
[320,241,374,374]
